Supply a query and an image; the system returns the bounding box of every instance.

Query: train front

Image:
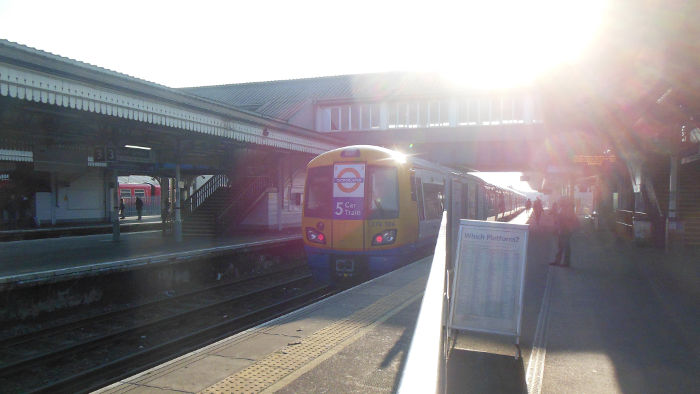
[302,146,418,284]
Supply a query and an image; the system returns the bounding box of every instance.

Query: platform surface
[96,256,431,393]
[0,231,301,285]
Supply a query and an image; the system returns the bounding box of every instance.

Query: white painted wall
[240,191,302,229]
[35,168,107,224]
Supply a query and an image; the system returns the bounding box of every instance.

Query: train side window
[304,166,333,218]
[134,189,146,199]
[120,189,132,199]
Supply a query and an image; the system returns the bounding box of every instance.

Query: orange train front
[302,145,445,284]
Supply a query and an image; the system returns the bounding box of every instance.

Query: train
[302,145,526,284]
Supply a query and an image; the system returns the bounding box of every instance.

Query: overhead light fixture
[124,145,152,150]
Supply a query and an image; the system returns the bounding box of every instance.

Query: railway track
[0,266,335,393]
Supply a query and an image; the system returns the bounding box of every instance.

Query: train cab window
[134,189,146,199]
[305,166,333,218]
[367,166,399,219]
[120,189,132,199]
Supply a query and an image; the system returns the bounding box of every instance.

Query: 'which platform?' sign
[332,163,365,220]
[449,219,529,340]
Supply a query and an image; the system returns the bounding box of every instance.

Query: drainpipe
[112,170,120,242]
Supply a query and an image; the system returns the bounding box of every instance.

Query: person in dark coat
[550,198,577,267]
[119,198,126,219]
[135,197,144,220]
[533,197,543,226]
[526,199,532,212]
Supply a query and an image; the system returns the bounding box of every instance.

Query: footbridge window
[322,103,380,131]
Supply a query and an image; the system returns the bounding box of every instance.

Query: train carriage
[302,145,524,284]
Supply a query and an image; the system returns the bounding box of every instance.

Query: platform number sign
[93,147,105,162]
[333,163,365,219]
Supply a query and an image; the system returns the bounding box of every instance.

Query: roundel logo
[335,167,363,193]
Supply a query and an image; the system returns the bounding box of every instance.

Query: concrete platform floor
[96,256,432,394]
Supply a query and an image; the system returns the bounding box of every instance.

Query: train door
[420,182,443,239]
[461,182,468,219]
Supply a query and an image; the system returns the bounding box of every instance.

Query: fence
[121,198,161,218]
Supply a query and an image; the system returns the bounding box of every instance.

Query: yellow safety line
[199,277,426,394]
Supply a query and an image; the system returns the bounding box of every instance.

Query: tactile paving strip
[199,277,426,393]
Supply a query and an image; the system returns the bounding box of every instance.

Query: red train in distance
[118,183,161,202]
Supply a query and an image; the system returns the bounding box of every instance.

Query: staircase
[182,175,231,237]
[182,187,233,237]
[678,161,700,247]
[181,175,274,237]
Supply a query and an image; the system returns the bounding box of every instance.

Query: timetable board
[449,219,529,338]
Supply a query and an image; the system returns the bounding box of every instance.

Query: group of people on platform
[119,197,144,220]
[526,196,578,268]
[0,192,34,230]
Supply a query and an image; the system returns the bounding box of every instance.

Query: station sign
[573,155,616,166]
[93,146,155,164]
[449,219,529,341]
[333,163,365,220]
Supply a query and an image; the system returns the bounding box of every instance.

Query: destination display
[333,163,365,220]
[449,219,529,339]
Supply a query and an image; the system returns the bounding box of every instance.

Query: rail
[182,174,230,217]
[397,211,449,393]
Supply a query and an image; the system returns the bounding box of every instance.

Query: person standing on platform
[135,196,143,220]
[119,198,126,219]
[533,197,543,226]
[526,198,532,212]
[550,197,577,267]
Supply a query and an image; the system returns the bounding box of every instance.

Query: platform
[0,215,163,242]
[0,231,301,288]
[97,255,431,393]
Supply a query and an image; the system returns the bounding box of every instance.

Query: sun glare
[430,0,608,88]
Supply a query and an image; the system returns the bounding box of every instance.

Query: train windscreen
[305,166,333,218]
[367,166,399,219]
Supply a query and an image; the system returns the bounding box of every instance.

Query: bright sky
[0,0,606,88]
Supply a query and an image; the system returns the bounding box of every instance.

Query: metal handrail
[182,174,230,217]
[397,211,448,394]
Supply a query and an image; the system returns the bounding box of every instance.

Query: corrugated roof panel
[180,72,477,123]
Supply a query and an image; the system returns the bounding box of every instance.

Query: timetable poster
[449,219,529,337]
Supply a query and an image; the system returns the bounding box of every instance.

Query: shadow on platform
[446,349,526,393]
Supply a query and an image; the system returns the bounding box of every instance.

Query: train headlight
[306,227,326,244]
[372,229,397,246]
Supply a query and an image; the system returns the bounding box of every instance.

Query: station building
[1,39,699,251]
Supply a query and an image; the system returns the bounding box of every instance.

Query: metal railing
[182,174,230,217]
[397,211,449,393]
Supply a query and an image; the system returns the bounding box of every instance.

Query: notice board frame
[448,219,529,356]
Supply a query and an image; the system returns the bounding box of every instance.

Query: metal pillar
[174,164,183,242]
[277,157,285,232]
[666,156,680,251]
[112,170,120,242]
[50,172,57,226]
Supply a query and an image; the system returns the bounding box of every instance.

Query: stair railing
[182,174,230,218]
[216,176,273,233]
